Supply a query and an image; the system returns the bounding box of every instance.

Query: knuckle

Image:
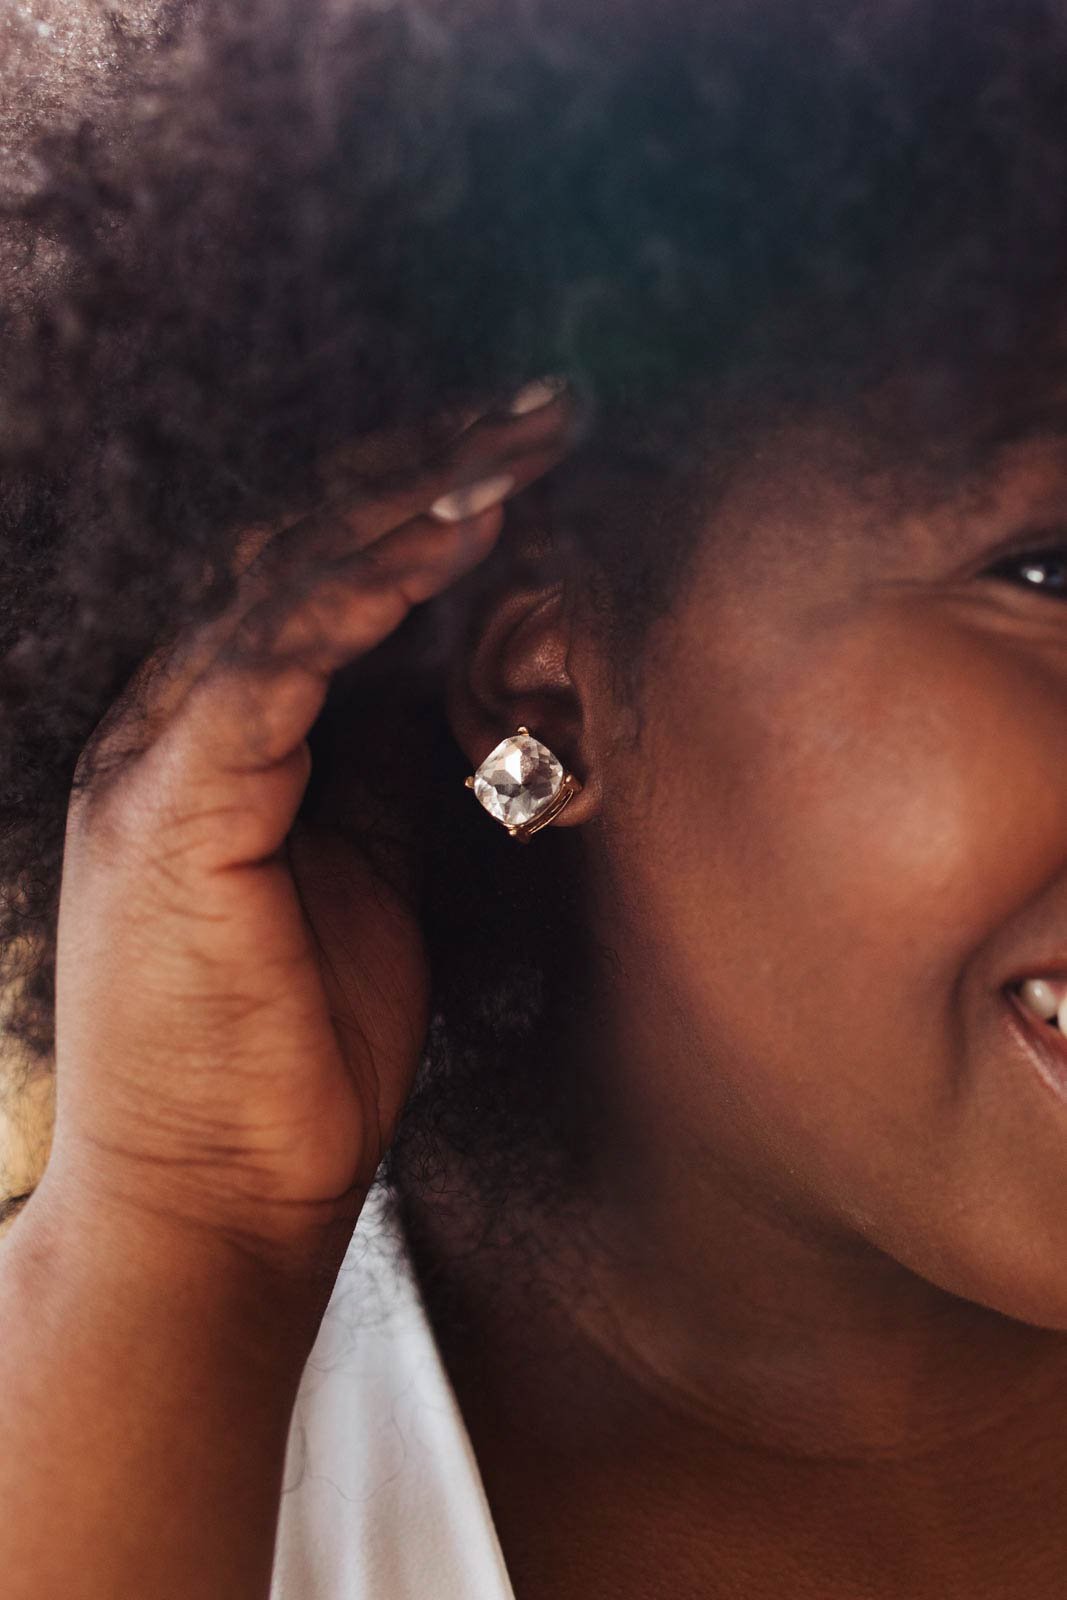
[145,780,292,878]
[72,715,310,890]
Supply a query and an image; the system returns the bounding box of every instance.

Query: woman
[4,0,1067,1594]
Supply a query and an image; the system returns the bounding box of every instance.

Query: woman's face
[579,415,1067,1329]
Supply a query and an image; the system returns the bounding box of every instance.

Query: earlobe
[447,573,601,832]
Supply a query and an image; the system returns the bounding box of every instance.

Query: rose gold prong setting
[509,771,581,842]
[465,774,475,788]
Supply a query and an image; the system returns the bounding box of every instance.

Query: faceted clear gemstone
[472,733,564,828]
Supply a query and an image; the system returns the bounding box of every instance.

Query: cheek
[763,618,1067,975]
[601,604,1067,1265]
[632,606,1067,1005]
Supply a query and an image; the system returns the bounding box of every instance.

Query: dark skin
[0,388,579,1599]
[406,414,1067,1597]
[8,389,1067,1596]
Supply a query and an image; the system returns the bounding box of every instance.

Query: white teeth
[1020,978,1060,1022]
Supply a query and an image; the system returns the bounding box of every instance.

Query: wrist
[0,1169,330,1599]
[12,1169,341,1383]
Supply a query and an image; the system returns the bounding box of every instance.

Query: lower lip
[1002,989,1067,1107]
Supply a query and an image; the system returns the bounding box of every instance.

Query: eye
[984,545,1067,599]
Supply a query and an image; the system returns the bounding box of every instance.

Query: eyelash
[984,546,1067,599]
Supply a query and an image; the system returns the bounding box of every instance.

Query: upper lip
[1004,966,1067,988]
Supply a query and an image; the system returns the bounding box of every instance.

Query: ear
[446,557,603,827]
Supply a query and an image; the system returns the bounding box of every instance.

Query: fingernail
[506,375,569,416]
[430,472,516,523]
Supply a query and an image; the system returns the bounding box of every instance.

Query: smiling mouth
[1013,977,1067,1031]
[1005,979,1067,1086]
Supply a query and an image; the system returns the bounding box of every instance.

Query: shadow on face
[566,414,1067,1331]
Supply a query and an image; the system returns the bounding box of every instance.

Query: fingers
[76,499,503,868]
[192,373,576,663]
[85,375,573,754]
[260,375,576,570]
[71,377,575,869]
[313,375,569,505]
[180,501,505,774]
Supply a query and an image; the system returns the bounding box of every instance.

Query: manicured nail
[506,375,569,416]
[430,472,516,523]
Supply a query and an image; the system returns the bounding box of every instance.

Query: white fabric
[269,1187,516,1600]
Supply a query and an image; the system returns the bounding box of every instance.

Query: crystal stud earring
[465,726,583,842]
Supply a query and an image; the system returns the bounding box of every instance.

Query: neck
[569,1129,1067,1463]
[396,988,1067,1597]
[400,1038,1067,1474]
[559,991,1067,1466]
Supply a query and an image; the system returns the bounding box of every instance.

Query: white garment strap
[270,1186,516,1600]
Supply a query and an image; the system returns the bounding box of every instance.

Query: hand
[40,383,574,1279]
